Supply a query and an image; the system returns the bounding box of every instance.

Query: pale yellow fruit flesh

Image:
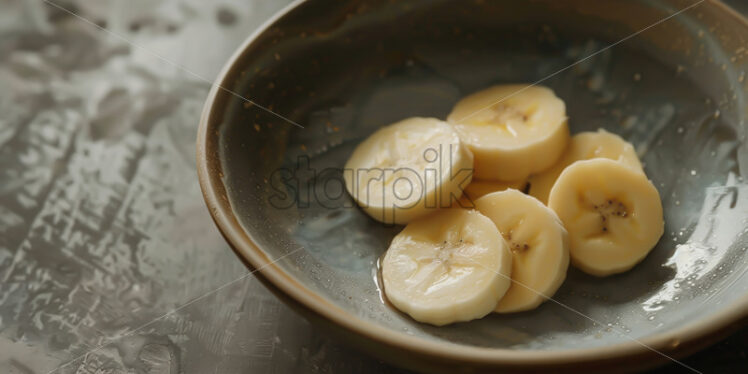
[452,179,527,209]
[382,209,512,326]
[344,117,474,224]
[465,179,527,199]
[548,159,664,277]
[529,129,643,204]
[447,85,569,181]
[475,190,569,313]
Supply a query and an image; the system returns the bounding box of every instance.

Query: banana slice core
[344,117,474,224]
[475,190,569,312]
[548,159,664,276]
[447,85,569,181]
[382,209,512,325]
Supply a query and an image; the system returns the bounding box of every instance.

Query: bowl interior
[208,0,748,351]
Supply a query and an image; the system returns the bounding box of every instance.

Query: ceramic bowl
[197,0,748,372]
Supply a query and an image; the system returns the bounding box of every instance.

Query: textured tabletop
[0,1,745,373]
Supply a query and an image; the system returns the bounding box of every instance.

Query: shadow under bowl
[197,0,748,372]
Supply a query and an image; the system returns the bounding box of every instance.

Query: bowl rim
[197,0,748,369]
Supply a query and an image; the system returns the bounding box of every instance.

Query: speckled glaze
[197,0,748,372]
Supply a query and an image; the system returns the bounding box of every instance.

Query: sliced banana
[548,159,664,277]
[382,209,512,325]
[344,117,474,224]
[475,190,569,313]
[447,84,569,181]
[528,129,643,204]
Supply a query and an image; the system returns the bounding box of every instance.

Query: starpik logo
[267,144,475,221]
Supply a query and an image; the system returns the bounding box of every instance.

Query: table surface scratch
[0,1,745,373]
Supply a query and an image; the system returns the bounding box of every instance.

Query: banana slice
[528,129,643,204]
[447,84,569,181]
[344,117,474,224]
[382,209,512,325]
[475,190,569,313]
[548,159,664,277]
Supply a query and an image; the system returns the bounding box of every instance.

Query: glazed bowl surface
[197,0,748,372]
